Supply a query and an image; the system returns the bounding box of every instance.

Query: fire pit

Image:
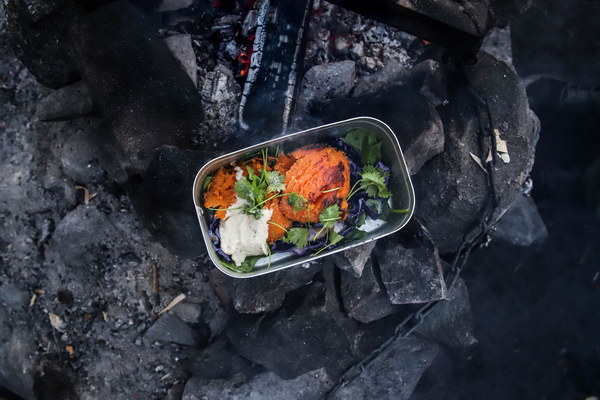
[0,0,540,399]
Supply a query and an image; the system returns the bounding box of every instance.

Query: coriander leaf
[287,192,307,213]
[359,165,391,198]
[356,212,367,227]
[366,198,383,215]
[283,227,309,248]
[329,231,344,246]
[234,178,256,202]
[265,170,285,193]
[221,255,261,273]
[344,128,382,165]
[345,228,368,241]
[319,204,340,229]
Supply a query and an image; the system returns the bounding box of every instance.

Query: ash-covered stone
[144,313,202,347]
[328,335,440,400]
[182,368,333,400]
[186,337,259,380]
[312,86,443,176]
[60,128,108,185]
[332,240,376,278]
[416,277,477,348]
[296,60,356,114]
[226,262,323,314]
[47,205,123,267]
[375,221,447,304]
[413,53,539,253]
[492,194,548,246]
[341,259,396,324]
[164,33,197,87]
[198,64,241,146]
[35,81,94,121]
[5,0,79,88]
[69,1,204,174]
[173,302,202,324]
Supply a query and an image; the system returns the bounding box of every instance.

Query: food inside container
[193,117,415,278]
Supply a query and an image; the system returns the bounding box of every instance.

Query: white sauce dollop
[220,197,273,266]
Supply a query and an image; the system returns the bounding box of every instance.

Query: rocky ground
[1,0,598,399]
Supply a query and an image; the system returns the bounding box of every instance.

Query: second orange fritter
[279,144,350,223]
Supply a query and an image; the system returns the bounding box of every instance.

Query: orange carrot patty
[279,144,350,223]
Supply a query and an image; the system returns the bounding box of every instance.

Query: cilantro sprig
[347,165,391,200]
[233,149,287,219]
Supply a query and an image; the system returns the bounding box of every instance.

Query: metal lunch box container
[192,116,415,278]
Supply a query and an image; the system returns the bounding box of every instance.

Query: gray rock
[6,0,79,88]
[36,81,94,121]
[48,205,117,266]
[481,26,513,65]
[0,325,35,400]
[227,266,359,379]
[145,313,201,347]
[341,259,395,324]
[60,128,107,184]
[186,337,256,380]
[164,34,197,87]
[309,65,445,176]
[158,0,194,12]
[198,64,241,146]
[353,59,408,97]
[415,277,478,348]
[173,302,202,324]
[296,60,356,114]
[376,222,447,304]
[332,241,376,278]
[227,262,323,314]
[182,368,333,400]
[328,335,440,400]
[412,53,539,253]
[0,283,28,308]
[492,194,548,246]
[69,1,204,173]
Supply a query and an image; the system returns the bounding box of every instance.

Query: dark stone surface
[341,259,396,324]
[226,262,323,314]
[511,0,600,87]
[310,61,445,176]
[488,0,533,27]
[6,0,79,88]
[331,241,376,278]
[145,313,201,347]
[185,337,258,380]
[143,145,215,211]
[329,335,440,400]
[227,265,359,379]
[492,194,548,246]
[296,60,356,114]
[182,368,333,400]
[412,53,539,253]
[415,277,477,348]
[47,204,122,267]
[35,80,94,121]
[375,221,447,304]
[69,1,204,174]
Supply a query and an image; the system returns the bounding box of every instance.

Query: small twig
[157,294,186,316]
[151,262,160,307]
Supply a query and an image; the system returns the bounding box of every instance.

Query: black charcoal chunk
[328,336,440,400]
[69,1,204,174]
[376,221,447,304]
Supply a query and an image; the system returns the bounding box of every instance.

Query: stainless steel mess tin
[192,117,415,278]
